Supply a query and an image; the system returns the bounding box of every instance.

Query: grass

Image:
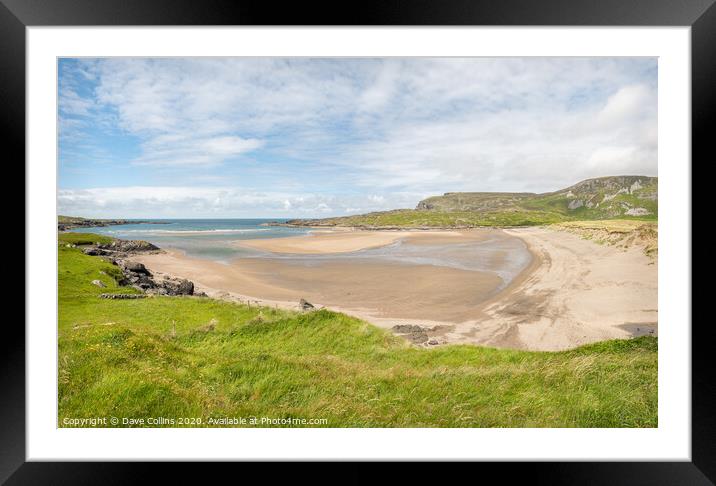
[551,220,658,257]
[59,231,116,246]
[287,205,656,229]
[290,208,568,228]
[289,208,656,229]
[58,233,658,428]
[553,219,657,232]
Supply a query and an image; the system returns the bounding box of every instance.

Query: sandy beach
[134,227,657,351]
[236,229,465,254]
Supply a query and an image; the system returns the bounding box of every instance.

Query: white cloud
[597,84,654,126]
[59,88,95,117]
[59,58,657,215]
[58,186,426,218]
[134,135,263,167]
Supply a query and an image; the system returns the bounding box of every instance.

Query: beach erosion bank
[133,226,658,351]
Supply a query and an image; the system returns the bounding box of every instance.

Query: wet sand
[136,230,518,322]
[134,227,657,351]
[236,229,465,254]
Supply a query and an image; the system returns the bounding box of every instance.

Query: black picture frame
[4,0,711,482]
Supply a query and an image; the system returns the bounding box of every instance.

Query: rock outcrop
[391,324,429,344]
[299,298,315,311]
[391,324,446,346]
[80,237,197,297]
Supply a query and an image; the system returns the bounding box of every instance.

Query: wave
[104,228,274,235]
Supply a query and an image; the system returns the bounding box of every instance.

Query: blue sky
[58,57,657,218]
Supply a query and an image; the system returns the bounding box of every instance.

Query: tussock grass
[553,219,657,233]
[58,237,657,428]
[552,220,658,257]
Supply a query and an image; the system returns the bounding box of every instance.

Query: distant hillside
[418,176,657,218]
[279,176,657,229]
[58,215,168,231]
[58,216,136,231]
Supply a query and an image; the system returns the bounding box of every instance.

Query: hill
[280,176,657,228]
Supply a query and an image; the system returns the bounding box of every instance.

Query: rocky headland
[58,215,169,231]
[70,237,200,297]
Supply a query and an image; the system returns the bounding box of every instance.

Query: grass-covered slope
[286,208,566,228]
[58,233,657,427]
[284,176,657,228]
[552,220,658,257]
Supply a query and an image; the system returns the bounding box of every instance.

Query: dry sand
[133,227,657,351]
[440,227,658,350]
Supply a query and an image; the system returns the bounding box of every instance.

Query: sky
[58,57,657,218]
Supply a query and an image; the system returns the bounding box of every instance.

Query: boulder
[391,324,425,334]
[391,324,430,344]
[135,275,155,289]
[98,239,160,253]
[83,248,112,256]
[160,278,194,295]
[404,330,429,344]
[299,298,315,311]
[122,261,151,275]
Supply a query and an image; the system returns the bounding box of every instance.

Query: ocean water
[69,219,310,261]
[70,219,532,287]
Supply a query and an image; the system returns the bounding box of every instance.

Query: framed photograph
[6,0,712,480]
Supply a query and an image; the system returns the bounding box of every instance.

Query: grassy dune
[58,233,657,427]
[552,220,658,257]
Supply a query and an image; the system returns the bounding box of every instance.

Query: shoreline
[132,226,657,351]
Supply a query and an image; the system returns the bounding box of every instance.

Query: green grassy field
[288,208,568,228]
[283,206,656,229]
[58,233,658,428]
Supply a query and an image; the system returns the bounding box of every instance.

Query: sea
[68,219,310,261]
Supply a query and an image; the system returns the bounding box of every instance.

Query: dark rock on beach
[391,324,425,334]
[80,236,197,299]
[99,239,160,254]
[158,277,194,296]
[122,261,151,275]
[391,324,434,345]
